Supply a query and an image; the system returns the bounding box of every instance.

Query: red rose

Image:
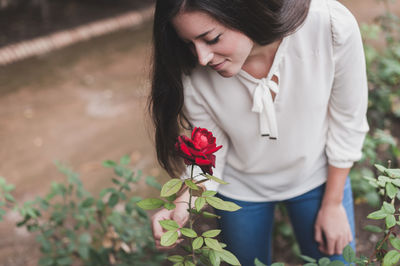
[175,127,222,175]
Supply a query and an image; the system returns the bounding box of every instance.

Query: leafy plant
[137,127,242,266]
[268,164,400,266]
[346,0,400,206]
[0,156,165,266]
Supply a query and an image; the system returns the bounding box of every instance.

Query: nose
[195,44,213,66]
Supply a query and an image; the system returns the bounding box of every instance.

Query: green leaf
[202,229,221,238]
[202,190,218,197]
[327,261,345,266]
[164,202,176,210]
[383,202,396,214]
[111,178,121,185]
[119,155,130,165]
[4,184,15,192]
[81,197,95,208]
[209,250,220,266]
[168,255,184,262]
[146,176,162,190]
[56,257,73,265]
[128,196,142,204]
[206,197,241,211]
[77,245,89,260]
[160,230,179,246]
[367,210,387,220]
[38,257,54,266]
[303,264,318,266]
[383,250,400,266]
[205,174,228,184]
[299,254,317,263]
[180,228,197,238]
[192,237,204,250]
[185,179,199,190]
[159,220,180,230]
[137,198,164,210]
[392,178,400,187]
[379,175,391,182]
[5,193,15,203]
[195,197,206,212]
[390,235,400,249]
[386,169,400,178]
[184,261,196,266]
[102,160,117,168]
[364,225,383,233]
[271,263,284,266]
[108,193,119,207]
[0,208,6,220]
[211,249,240,266]
[165,194,177,202]
[318,257,331,266]
[114,165,125,177]
[254,258,267,266]
[161,179,183,197]
[386,183,398,199]
[204,237,222,251]
[343,245,356,263]
[386,214,396,228]
[375,164,387,173]
[79,233,91,244]
[202,211,221,219]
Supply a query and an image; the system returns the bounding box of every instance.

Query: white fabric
[182,0,369,201]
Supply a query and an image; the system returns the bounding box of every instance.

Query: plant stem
[369,226,394,263]
[188,165,196,264]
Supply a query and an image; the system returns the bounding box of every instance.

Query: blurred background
[0,0,400,265]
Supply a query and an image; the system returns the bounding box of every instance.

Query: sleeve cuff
[327,158,354,169]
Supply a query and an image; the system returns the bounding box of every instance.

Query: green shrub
[0,156,165,266]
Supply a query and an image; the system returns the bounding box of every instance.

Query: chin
[216,67,239,78]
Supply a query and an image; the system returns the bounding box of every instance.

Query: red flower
[175,127,222,175]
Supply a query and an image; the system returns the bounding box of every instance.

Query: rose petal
[195,157,212,166]
[202,145,222,155]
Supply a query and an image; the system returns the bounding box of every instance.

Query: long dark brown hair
[149,0,311,178]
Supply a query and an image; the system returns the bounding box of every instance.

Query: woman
[149,0,369,264]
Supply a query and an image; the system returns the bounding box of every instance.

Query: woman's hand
[314,202,352,255]
[151,188,196,250]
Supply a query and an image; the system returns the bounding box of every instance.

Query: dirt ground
[0,1,400,265]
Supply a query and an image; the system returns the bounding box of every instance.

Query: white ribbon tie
[251,79,279,139]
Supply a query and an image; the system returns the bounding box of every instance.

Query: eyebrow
[194,28,215,39]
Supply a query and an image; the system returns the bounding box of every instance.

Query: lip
[210,60,227,71]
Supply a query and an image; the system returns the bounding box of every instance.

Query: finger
[348,230,354,243]
[314,225,323,245]
[341,232,352,254]
[326,234,336,255]
[335,238,345,255]
[155,238,184,250]
[152,214,167,239]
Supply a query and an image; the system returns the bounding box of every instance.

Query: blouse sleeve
[181,74,229,191]
[325,0,369,168]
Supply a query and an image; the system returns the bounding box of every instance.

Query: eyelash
[206,34,221,45]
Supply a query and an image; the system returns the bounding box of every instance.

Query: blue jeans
[215,178,355,266]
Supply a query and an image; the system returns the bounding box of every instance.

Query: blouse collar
[236,36,289,139]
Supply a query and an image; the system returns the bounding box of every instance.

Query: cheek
[228,35,253,60]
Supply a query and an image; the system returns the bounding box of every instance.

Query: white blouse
[182,0,369,201]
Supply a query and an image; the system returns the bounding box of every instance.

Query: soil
[1,0,400,265]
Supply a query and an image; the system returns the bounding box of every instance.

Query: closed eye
[206,34,221,45]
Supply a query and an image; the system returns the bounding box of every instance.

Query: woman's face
[172,10,254,77]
